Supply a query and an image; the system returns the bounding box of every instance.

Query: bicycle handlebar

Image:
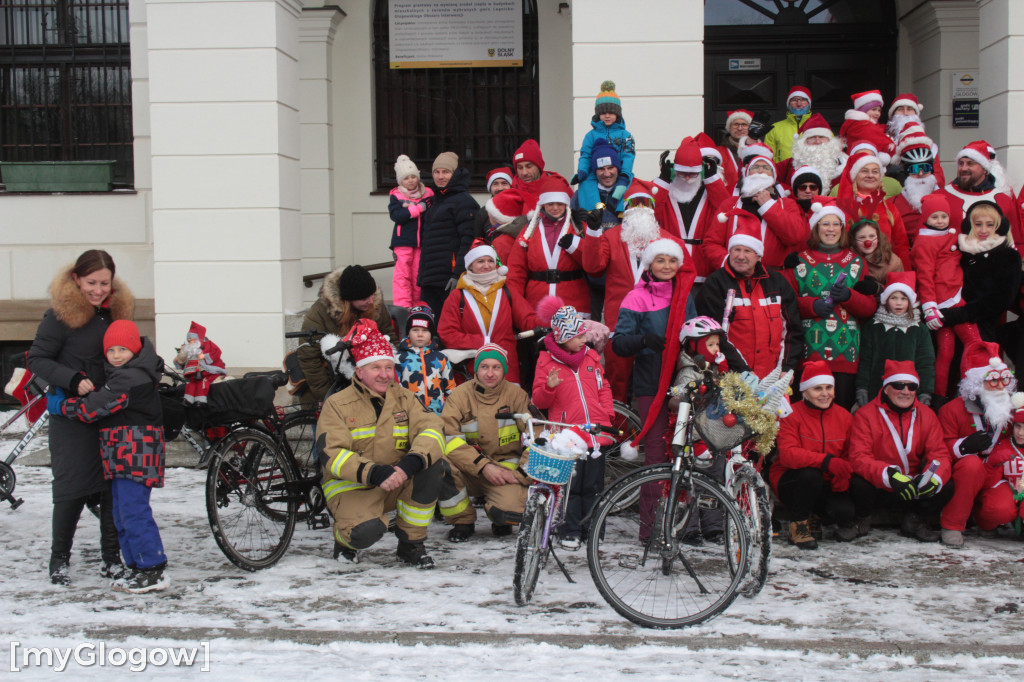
[515,327,551,340]
[285,329,327,340]
[495,411,622,437]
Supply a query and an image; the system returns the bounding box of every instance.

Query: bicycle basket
[184,376,277,429]
[524,442,578,485]
[692,391,753,453]
[158,383,186,441]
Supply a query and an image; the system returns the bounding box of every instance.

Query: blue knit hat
[591,139,621,171]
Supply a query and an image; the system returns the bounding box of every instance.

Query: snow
[1,461,1022,679]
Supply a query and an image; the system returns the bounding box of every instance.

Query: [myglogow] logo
[10,641,211,673]
[488,48,495,57]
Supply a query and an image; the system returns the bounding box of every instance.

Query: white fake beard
[979,388,1016,432]
[621,206,662,258]
[901,175,939,211]
[669,175,701,204]
[792,136,844,185]
[887,112,922,138]
[739,173,776,198]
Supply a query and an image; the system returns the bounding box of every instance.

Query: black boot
[50,498,85,585]
[97,490,123,571]
[447,524,475,543]
[397,540,435,569]
[49,553,71,586]
[332,540,358,563]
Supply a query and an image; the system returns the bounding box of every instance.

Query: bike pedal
[308,513,331,530]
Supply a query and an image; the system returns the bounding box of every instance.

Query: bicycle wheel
[513,489,550,606]
[280,410,323,518]
[603,401,644,512]
[586,465,750,629]
[206,428,297,571]
[732,467,772,598]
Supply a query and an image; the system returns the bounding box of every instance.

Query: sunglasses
[796,183,820,191]
[906,162,933,175]
[888,381,919,392]
[985,370,1013,387]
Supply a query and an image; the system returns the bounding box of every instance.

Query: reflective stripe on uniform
[394,424,410,450]
[498,458,520,471]
[496,420,521,447]
[329,449,358,478]
[438,487,470,516]
[420,428,445,452]
[396,499,435,527]
[460,420,480,442]
[322,478,369,501]
[351,427,376,440]
[444,435,468,455]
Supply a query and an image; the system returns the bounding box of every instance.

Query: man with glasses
[847,360,954,542]
[776,113,844,190]
[935,341,1021,548]
[788,165,824,225]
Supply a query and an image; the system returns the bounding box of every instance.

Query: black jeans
[560,455,605,539]
[776,467,855,525]
[52,489,120,563]
[847,473,955,519]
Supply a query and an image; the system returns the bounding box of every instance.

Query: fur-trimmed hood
[319,266,384,324]
[49,265,134,330]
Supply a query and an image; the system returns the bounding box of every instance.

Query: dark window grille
[372,0,539,192]
[0,0,133,187]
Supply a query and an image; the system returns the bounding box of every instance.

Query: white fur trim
[844,109,871,121]
[550,429,588,457]
[848,154,883,181]
[464,244,499,270]
[673,163,702,173]
[883,372,919,386]
[889,98,922,116]
[726,111,753,128]
[800,127,833,140]
[880,283,917,306]
[717,212,729,223]
[728,234,764,257]
[486,171,513,190]
[485,197,518,225]
[957,147,993,172]
[641,238,685,269]
[619,440,640,461]
[538,190,570,206]
[799,374,835,392]
[788,89,811,103]
[810,206,846,230]
[701,146,722,161]
[849,142,878,156]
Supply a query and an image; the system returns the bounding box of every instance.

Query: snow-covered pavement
[2,461,1023,680]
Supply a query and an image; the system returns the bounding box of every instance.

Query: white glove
[922,302,944,331]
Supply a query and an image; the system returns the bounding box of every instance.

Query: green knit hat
[595,80,622,118]
[474,343,508,375]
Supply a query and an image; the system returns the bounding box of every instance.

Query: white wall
[978,0,1024,180]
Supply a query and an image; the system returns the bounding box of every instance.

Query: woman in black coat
[27,249,135,585]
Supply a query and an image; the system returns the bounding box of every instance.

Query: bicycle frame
[3,397,49,467]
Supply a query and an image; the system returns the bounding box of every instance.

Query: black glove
[702,156,718,178]
[746,111,772,141]
[532,326,550,338]
[569,172,581,185]
[812,299,834,319]
[853,277,881,296]
[913,470,942,499]
[642,334,666,352]
[395,453,425,478]
[69,372,88,394]
[367,465,396,487]
[959,430,993,455]
[658,150,673,183]
[829,281,851,303]
[557,233,576,250]
[583,208,603,231]
[887,468,917,502]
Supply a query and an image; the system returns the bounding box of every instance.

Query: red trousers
[940,456,1019,531]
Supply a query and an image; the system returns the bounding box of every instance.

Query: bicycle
[724,442,772,598]
[586,371,777,628]
[498,410,621,606]
[0,367,49,510]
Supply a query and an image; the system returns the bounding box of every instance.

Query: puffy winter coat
[532,336,614,437]
[911,223,963,309]
[506,213,593,313]
[576,117,636,183]
[772,400,853,493]
[612,274,674,396]
[704,193,810,271]
[441,378,532,482]
[847,397,952,489]
[27,266,135,502]
[418,167,480,288]
[855,308,935,399]
[396,338,453,415]
[764,111,812,162]
[940,237,1022,339]
[388,185,433,249]
[60,337,165,487]
[317,378,445,504]
[654,176,730,279]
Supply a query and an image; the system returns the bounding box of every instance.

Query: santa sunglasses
[984,370,1013,387]
[906,162,933,175]
[888,381,919,391]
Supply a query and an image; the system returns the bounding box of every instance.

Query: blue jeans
[111,478,166,569]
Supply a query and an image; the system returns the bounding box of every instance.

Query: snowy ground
[2,424,1024,680]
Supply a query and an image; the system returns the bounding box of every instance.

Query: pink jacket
[532,338,614,446]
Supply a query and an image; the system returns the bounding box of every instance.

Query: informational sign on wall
[389,0,523,69]
[952,71,979,100]
[951,71,980,129]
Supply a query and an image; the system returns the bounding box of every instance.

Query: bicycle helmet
[900,145,933,166]
[679,316,725,343]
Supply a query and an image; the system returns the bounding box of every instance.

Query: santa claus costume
[838,90,896,164]
[891,123,944,246]
[481,187,528,266]
[983,395,1024,531]
[775,113,845,191]
[175,321,227,404]
[509,139,571,210]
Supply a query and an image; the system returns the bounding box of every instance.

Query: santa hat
[464,239,508,276]
[591,139,622,170]
[549,427,591,458]
[882,359,920,387]
[957,140,1004,183]
[843,122,893,165]
[799,360,835,392]
[880,271,918,307]
[474,342,508,374]
[3,366,46,423]
[791,165,824,192]
[405,304,437,338]
[485,167,513,191]
[961,340,1006,376]
[696,132,722,162]
[103,320,142,355]
[339,319,396,378]
[794,113,833,140]
[889,93,923,117]
[851,89,884,112]
[962,199,1011,237]
[742,153,777,181]
[536,173,572,207]
[837,150,883,201]
[739,139,775,165]
[485,187,527,224]
[787,86,811,106]
[641,237,685,270]
[673,137,703,173]
[594,80,622,118]
[624,177,658,203]
[513,139,545,171]
[718,209,765,256]
[186,321,207,342]
[726,109,754,129]
[919,193,950,222]
[808,195,846,231]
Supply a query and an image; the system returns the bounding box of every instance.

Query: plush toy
[174,321,226,404]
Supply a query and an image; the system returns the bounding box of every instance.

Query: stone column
[978,0,1024,174]
[148,0,303,367]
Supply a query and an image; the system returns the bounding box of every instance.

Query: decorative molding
[902,1,978,46]
[299,6,345,44]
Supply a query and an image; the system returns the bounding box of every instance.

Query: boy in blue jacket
[396,305,453,414]
[574,80,636,198]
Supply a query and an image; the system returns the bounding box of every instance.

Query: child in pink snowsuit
[388,154,434,308]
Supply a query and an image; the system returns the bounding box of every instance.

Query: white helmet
[679,316,725,343]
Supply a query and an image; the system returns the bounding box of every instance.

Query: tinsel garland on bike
[718,372,782,453]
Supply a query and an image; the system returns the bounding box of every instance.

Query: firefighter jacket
[440,378,532,482]
[318,377,445,503]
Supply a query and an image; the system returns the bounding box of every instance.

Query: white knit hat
[394,154,420,182]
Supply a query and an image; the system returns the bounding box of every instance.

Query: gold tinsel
[718,372,781,453]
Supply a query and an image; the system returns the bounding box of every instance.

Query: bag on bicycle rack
[692,385,753,453]
[158,383,187,440]
[184,376,277,429]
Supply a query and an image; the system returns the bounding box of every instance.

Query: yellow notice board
[389,0,524,69]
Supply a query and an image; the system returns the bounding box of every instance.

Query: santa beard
[901,174,939,211]
[738,173,776,198]
[621,206,662,258]
[979,389,1015,433]
[887,112,922,138]
[791,136,844,186]
[669,175,701,204]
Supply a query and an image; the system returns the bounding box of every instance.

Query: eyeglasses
[906,162,933,175]
[984,370,1013,387]
[888,381,919,392]
[796,183,820,191]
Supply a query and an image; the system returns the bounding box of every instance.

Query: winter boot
[788,521,818,550]
[807,513,823,541]
[332,540,358,564]
[900,513,939,542]
[447,524,475,543]
[834,523,859,542]
[122,564,169,594]
[49,553,71,586]
[397,540,435,570]
[491,523,513,538]
[100,559,130,580]
[855,516,872,538]
[940,529,965,548]
[559,536,581,551]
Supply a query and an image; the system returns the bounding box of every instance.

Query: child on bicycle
[59,320,169,593]
[396,304,453,414]
[532,297,614,550]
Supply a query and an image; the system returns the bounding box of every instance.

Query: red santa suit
[772,398,854,494]
[177,321,227,404]
[910,193,963,312]
[985,436,1024,526]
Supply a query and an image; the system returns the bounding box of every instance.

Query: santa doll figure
[174,321,227,404]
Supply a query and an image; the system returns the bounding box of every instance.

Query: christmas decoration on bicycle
[525,428,588,485]
[692,387,753,453]
[714,371,791,453]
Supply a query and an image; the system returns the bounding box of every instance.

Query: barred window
[0,0,133,187]
[372,0,540,192]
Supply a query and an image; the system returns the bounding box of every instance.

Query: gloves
[367,465,396,487]
[47,387,67,415]
[822,454,853,493]
[853,277,881,296]
[918,393,931,407]
[855,388,869,407]
[571,207,601,231]
[986,447,1015,468]
[658,150,673,183]
[887,467,917,502]
[445,277,458,292]
[829,281,851,303]
[746,111,772,141]
[959,430,993,456]
[610,184,626,201]
[532,326,549,338]
[702,156,718,178]
[913,470,942,499]
[642,334,666,352]
[395,453,425,478]
[557,233,576,250]
[569,172,581,185]
[812,298,835,319]
[922,302,944,331]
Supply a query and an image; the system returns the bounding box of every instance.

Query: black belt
[528,269,584,284]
